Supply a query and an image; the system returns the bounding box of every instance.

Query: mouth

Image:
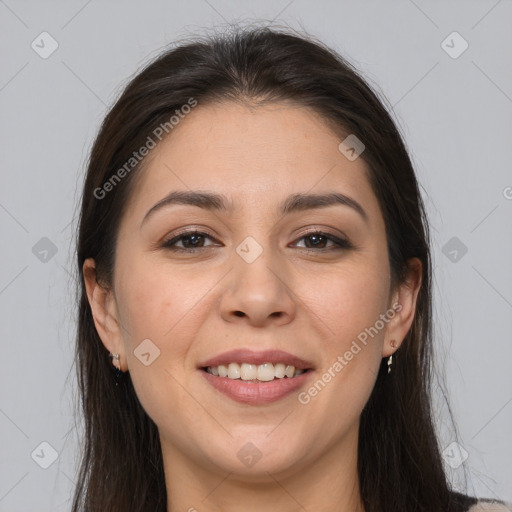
[198,348,315,405]
[201,363,311,381]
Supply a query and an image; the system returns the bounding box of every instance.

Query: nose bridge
[233,233,285,296]
[219,232,296,325]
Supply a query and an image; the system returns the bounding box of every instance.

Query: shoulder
[467,501,512,511]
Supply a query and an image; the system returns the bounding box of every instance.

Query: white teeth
[240,363,257,380]
[285,365,295,378]
[274,363,286,378]
[257,363,275,382]
[227,362,241,379]
[205,362,307,381]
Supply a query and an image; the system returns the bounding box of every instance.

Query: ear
[82,258,127,371]
[382,257,422,357]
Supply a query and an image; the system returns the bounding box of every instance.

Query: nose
[219,248,296,328]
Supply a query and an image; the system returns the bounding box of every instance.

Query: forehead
[123,101,382,227]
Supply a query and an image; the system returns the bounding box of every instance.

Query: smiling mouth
[201,362,313,382]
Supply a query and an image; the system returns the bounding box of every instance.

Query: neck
[162,425,365,512]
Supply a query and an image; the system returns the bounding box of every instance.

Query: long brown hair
[72,25,478,511]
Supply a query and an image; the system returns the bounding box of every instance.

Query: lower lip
[200,369,314,405]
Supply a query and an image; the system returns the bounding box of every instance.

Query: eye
[161,229,352,253]
[161,230,218,253]
[291,230,352,251]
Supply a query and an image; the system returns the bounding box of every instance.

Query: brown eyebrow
[140,190,369,228]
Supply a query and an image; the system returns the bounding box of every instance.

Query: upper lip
[199,349,314,370]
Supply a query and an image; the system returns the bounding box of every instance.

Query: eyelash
[161,229,353,253]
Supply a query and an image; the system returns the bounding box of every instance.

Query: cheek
[114,263,203,428]
[115,257,221,374]
[298,258,389,419]
[305,259,390,347]
[117,257,194,337]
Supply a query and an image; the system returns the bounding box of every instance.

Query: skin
[83,100,422,512]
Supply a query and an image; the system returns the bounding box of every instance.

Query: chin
[198,435,308,480]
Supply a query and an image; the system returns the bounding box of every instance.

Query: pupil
[306,234,325,248]
[183,234,203,248]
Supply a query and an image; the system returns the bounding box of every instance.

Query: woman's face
[85,100,420,482]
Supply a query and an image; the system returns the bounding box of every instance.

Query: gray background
[1,0,511,510]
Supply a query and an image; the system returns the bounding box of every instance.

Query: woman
[72,26,510,511]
